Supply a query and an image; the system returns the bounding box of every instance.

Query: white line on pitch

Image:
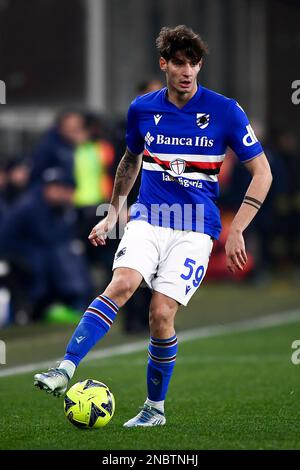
[0,309,299,378]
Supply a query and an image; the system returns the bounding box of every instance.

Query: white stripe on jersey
[142,161,218,182]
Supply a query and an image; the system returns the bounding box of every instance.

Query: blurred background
[0,0,299,343]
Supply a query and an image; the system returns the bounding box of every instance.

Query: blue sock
[147,334,178,402]
[64,294,119,367]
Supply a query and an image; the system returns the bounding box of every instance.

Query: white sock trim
[58,360,76,379]
[145,398,165,413]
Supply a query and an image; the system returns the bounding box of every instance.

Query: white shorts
[112,220,213,306]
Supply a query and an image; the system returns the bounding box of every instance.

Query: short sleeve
[126,99,145,155]
[226,100,263,162]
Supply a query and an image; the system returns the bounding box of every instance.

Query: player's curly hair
[156,25,209,63]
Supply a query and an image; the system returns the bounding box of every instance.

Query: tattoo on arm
[243,196,263,211]
[113,149,140,197]
[116,149,137,183]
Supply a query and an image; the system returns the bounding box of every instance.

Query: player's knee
[149,304,174,331]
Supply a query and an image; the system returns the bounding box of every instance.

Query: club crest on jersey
[196,113,210,129]
[169,158,186,175]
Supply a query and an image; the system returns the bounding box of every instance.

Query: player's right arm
[89,98,144,246]
[88,147,143,246]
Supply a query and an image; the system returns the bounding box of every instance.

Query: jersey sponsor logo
[162,173,203,188]
[242,125,258,147]
[169,158,186,175]
[156,134,214,147]
[196,113,210,129]
[154,114,162,125]
[145,131,155,146]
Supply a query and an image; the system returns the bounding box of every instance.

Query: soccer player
[34,25,272,427]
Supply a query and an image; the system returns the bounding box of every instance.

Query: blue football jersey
[126,85,263,239]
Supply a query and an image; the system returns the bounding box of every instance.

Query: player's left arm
[225,152,273,273]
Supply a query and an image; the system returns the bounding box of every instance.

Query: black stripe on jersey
[143,155,220,176]
[143,155,169,171]
[181,167,220,175]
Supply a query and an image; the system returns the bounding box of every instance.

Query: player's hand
[225,228,248,273]
[88,216,116,247]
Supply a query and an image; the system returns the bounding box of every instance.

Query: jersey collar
[162,84,203,111]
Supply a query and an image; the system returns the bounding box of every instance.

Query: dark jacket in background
[0,188,92,312]
[30,127,75,186]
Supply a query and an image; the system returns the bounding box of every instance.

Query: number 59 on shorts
[180,258,205,288]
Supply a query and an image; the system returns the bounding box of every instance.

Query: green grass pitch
[1,319,300,450]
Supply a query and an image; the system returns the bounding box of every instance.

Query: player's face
[160,51,202,96]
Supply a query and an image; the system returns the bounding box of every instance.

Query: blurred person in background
[0,168,92,325]
[30,110,86,186]
[74,112,116,271]
[3,158,30,206]
[0,158,31,325]
[136,79,163,96]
